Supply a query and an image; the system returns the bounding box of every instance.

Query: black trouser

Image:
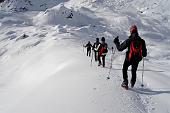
[87,48,91,57]
[94,51,98,61]
[122,59,139,85]
[98,55,106,67]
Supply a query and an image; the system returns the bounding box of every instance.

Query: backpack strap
[96,43,101,51]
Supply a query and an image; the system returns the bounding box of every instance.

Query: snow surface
[0,0,170,113]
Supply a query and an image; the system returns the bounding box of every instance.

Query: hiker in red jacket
[98,37,108,67]
[114,25,147,89]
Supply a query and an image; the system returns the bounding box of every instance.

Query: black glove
[114,36,119,44]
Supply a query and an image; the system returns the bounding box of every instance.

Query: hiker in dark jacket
[113,25,147,88]
[93,38,101,61]
[84,41,92,57]
[98,37,108,67]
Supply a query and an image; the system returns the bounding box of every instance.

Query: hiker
[98,37,108,67]
[92,38,101,61]
[84,41,92,57]
[113,25,147,89]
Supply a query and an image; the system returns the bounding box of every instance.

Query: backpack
[99,43,108,56]
[128,39,142,61]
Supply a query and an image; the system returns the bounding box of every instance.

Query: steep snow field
[0,0,170,113]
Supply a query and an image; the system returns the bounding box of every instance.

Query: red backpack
[99,43,108,56]
[128,39,142,61]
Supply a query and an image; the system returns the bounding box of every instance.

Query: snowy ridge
[0,0,170,113]
[33,3,101,27]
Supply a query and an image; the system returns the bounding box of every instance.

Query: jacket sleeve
[90,44,92,47]
[142,40,147,57]
[92,43,95,49]
[115,39,129,51]
[105,43,108,49]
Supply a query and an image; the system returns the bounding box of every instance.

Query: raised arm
[114,37,129,51]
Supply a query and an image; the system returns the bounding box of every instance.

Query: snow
[0,0,69,11]
[33,3,101,27]
[0,0,170,113]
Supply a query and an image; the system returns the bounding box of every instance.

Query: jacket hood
[129,32,139,39]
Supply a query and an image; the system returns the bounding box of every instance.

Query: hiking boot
[131,81,135,88]
[98,62,102,66]
[121,81,128,90]
[121,80,128,87]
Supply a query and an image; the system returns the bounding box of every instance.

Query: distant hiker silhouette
[84,41,92,57]
[98,37,108,67]
[114,25,147,89]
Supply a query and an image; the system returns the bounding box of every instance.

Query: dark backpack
[128,39,142,61]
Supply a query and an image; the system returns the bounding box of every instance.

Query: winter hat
[101,37,105,41]
[130,25,138,34]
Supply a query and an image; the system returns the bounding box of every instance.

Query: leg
[87,48,90,57]
[94,51,97,61]
[89,49,91,57]
[102,55,106,67]
[131,62,139,87]
[86,49,88,56]
[122,60,130,85]
[98,54,101,66]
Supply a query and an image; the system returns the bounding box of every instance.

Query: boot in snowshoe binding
[121,81,128,90]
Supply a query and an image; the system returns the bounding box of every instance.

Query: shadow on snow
[129,87,170,95]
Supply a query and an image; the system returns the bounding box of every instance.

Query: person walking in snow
[113,25,147,89]
[92,38,101,61]
[98,37,108,67]
[84,41,92,57]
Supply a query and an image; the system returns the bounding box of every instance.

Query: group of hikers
[84,36,108,67]
[84,25,147,89]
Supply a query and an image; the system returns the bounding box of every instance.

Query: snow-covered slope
[0,0,170,113]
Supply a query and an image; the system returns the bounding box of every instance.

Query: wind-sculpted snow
[33,4,102,27]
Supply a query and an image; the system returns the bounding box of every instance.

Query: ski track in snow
[0,0,170,113]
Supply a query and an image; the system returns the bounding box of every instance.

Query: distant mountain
[0,0,69,11]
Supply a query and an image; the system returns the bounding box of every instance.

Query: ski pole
[90,49,94,67]
[141,58,145,87]
[107,47,116,80]
[83,45,84,53]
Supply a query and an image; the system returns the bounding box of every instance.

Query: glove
[114,36,119,44]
